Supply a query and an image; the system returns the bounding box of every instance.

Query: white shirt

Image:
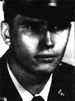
[7,63,53,101]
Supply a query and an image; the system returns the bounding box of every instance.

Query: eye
[28,22,45,34]
[21,23,31,29]
[30,22,42,30]
[49,22,70,32]
[21,21,43,32]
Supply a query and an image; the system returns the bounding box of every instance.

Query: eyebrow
[19,16,48,26]
[23,16,43,22]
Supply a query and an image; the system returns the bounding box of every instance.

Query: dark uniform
[0,51,75,101]
[0,0,75,101]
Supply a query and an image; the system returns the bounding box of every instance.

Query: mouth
[34,55,57,63]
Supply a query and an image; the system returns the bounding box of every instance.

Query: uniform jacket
[0,51,75,101]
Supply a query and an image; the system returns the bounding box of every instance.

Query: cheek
[21,34,39,54]
[54,30,69,52]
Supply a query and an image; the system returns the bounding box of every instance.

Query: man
[0,0,75,101]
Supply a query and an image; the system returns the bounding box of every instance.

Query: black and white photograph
[0,0,75,101]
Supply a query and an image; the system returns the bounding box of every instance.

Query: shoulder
[61,62,75,69]
[0,50,9,69]
[55,62,75,76]
[0,51,9,95]
[52,62,75,100]
[61,62,75,77]
[0,51,8,73]
[53,62,75,90]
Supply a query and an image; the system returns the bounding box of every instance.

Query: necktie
[31,96,44,101]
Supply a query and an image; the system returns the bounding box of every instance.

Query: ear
[1,21,11,46]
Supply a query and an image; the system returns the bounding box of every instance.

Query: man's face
[9,14,70,74]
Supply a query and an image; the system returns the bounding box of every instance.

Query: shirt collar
[35,74,53,101]
[7,63,53,101]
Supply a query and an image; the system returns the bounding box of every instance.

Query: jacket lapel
[47,72,65,101]
[0,51,22,101]
[47,64,75,101]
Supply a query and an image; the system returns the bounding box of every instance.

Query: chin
[35,63,57,74]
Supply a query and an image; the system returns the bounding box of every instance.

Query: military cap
[3,0,75,22]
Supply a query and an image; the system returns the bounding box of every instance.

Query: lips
[34,54,57,63]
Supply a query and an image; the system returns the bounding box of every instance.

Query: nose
[45,31,54,49]
[38,30,54,50]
